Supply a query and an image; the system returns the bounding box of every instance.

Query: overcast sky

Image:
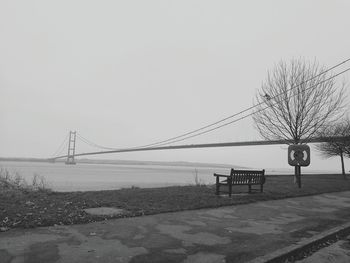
[1,0,350,171]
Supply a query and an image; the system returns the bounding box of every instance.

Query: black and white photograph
[1,1,350,262]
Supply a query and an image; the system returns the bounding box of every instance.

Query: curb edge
[247,222,350,263]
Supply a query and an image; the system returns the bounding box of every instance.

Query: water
[1,161,335,192]
[0,161,229,192]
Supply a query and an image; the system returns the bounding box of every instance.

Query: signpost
[288,144,310,188]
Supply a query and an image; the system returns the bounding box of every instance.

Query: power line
[74,58,350,152]
[122,58,350,151]
[128,57,350,148]
[139,66,350,148]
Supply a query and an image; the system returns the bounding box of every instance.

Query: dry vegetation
[0,168,50,192]
[1,169,350,232]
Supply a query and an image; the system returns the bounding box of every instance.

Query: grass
[1,172,350,231]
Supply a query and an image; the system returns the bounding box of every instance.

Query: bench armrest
[213,173,231,178]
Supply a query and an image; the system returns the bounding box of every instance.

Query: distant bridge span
[50,136,350,161]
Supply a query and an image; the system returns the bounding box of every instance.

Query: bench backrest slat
[230,168,265,184]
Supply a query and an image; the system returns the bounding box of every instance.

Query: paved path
[1,191,350,263]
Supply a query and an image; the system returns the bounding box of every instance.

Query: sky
[1,0,350,172]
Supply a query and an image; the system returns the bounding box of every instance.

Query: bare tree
[316,118,350,178]
[253,59,346,187]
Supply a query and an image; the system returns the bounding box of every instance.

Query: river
[0,161,231,192]
[1,161,333,192]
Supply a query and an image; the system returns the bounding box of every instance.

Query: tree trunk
[340,152,346,179]
[294,165,302,188]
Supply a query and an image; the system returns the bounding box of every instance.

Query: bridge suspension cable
[127,57,350,149]
[75,133,119,150]
[52,136,350,160]
[75,59,350,152]
[138,66,350,148]
[51,132,70,157]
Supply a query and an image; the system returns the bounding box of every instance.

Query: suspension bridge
[49,58,350,164]
[50,132,350,165]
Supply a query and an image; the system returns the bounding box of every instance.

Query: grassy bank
[1,173,350,231]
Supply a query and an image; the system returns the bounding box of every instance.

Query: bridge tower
[65,131,77,165]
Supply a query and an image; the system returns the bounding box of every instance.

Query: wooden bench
[213,169,266,197]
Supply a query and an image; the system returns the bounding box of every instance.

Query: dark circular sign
[293,150,304,161]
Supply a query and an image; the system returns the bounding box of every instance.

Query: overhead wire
[73,57,350,152]
[131,57,350,149]
[146,66,350,147]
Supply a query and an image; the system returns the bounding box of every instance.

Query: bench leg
[228,177,232,197]
[260,184,263,193]
[215,176,220,195]
[248,184,251,193]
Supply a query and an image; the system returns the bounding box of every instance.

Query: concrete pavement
[1,191,350,263]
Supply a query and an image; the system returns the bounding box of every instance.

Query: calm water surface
[1,161,332,192]
[0,161,229,191]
